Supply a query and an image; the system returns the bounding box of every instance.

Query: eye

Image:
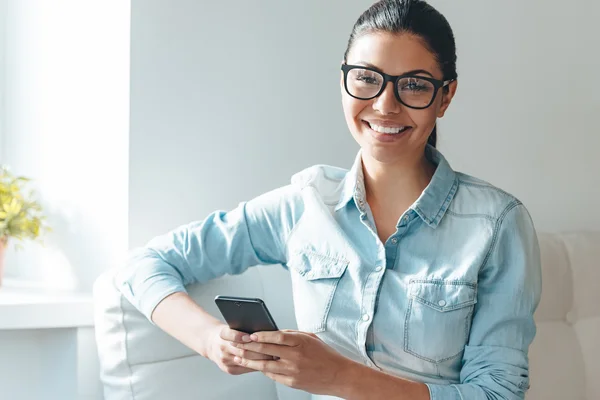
[406,82,426,91]
[399,77,434,93]
[358,76,378,84]
[354,71,381,85]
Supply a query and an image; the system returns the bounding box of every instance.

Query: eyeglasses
[341,64,455,110]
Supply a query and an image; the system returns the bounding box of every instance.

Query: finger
[222,364,256,375]
[219,326,252,343]
[235,341,288,358]
[285,329,319,340]
[234,357,283,374]
[227,344,275,360]
[263,372,295,388]
[221,353,259,373]
[250,331,299,347]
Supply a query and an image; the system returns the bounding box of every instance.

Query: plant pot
[0,237,6,287]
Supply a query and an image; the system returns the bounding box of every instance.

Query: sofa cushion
[528,233,600,400]
[94,266,282,400]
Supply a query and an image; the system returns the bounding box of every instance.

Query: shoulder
[449,173,539,279]
[246,164,349,220]
[291,164,348,188]
[449,171,527,221]
[290,164,349,205]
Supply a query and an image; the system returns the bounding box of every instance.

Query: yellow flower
[3,197,22,215]
[0,165,48,242]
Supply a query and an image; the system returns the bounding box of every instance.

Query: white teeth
[368,122,408,134]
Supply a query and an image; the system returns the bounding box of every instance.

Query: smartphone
[214,295,279,334]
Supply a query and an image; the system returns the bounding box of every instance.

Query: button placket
[357,257,383,362]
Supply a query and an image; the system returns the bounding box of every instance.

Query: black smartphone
[214,295,279,334]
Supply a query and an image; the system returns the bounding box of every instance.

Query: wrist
[333,360,431,400]
[196,320,223,359]
[332,358,368,399]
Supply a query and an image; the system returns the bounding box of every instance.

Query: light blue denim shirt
[116,145,542,400]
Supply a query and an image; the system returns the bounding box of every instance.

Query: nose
[372,81,402,115]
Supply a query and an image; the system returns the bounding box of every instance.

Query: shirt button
[438,300,447,307]
[362,314,371,322]
[403,215,410,223]
[375,266,383,272]
[391,238,398,244]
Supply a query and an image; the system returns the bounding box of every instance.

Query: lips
[360,120,412,143]
[363,120,412,135]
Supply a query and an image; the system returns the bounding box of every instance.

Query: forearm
[334,360,430,400]
[151,291,222,358]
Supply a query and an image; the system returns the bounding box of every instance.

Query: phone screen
[214,296,279,334]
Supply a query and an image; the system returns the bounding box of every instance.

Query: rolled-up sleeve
[426,201,542,400]
[114,185,302,321]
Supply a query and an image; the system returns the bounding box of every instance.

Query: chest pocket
[404,280,477,363]
[286,251,348,333]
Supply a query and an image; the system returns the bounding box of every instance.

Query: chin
[360,143,402,164]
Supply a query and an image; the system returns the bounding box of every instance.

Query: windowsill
[0,279,94,330]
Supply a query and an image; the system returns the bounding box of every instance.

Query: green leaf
[0,166,49,241]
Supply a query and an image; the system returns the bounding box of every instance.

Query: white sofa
[93,232,600,400]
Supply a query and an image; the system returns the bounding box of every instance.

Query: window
[0,1,130,291]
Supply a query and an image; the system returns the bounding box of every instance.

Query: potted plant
[0,165,49,287]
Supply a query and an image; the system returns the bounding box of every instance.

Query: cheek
[410,104,439,133]
[342,96,367,123]
[341,96,368,142]
[415,108,437,126]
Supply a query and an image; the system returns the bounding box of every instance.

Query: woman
[116,1,542,399]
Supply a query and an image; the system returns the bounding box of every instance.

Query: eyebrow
[354,61,434,77]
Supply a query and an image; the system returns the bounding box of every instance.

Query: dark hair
[343,0,458,148]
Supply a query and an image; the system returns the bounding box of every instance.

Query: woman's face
[341,32,457,164]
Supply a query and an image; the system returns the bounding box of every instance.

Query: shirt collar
[335,145,458,228]
[335,149,365,212]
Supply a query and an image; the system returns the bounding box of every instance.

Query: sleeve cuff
[118,277,187,323]
[426,383,463,400]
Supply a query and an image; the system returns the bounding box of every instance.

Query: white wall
[429,0,600,232]
[2,0,130,291]
[129,0,369,246]
[130,0,600,249]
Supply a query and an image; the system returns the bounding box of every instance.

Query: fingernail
[250,334,258,341]
[234,356,242,363]
[242,335,251,342]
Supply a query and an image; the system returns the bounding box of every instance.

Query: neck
[361,149,436,211]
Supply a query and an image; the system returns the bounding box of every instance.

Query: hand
[232,330,353,395]
[205,324,275,376]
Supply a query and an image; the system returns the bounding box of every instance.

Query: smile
[364,121,412,135]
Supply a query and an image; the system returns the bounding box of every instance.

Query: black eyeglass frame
[341,63,456,110]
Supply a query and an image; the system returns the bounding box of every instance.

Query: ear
[437,79,458,118]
